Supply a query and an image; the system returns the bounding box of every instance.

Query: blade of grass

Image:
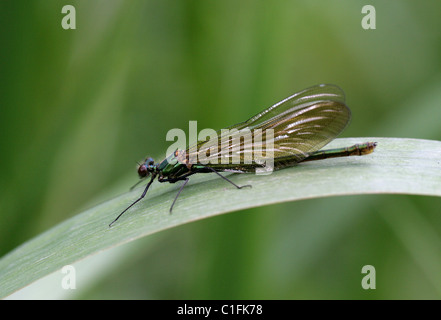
[1,137,441,298]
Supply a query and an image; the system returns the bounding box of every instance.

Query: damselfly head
[137,157,156,178]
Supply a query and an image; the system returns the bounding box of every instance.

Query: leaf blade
[1,137,441,298]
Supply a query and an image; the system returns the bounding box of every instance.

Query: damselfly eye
[146,157,155,166]
[138,165,149,178]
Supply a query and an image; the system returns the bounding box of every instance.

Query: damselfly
[109,84,376,226]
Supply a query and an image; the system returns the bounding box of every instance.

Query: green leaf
[1,137,441,298]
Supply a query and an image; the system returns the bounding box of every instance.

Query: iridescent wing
[185,84,351,171]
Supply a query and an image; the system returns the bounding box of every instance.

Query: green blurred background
[2,0,441,299]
